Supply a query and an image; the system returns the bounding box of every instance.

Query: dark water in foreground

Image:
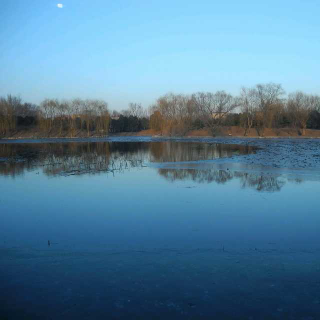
[1,139,320,319]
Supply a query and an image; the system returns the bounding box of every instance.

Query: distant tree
[127,103,145,118]
[239,88,257,136]
[192,91,239,136]
[2,84,320,138]
[39,99,59,133]
[287,92,316,135]
[254,83,285,136]
[154,93,197,134]
[150,110,164,132]
[0,95,21,135]
[307,110,320,129]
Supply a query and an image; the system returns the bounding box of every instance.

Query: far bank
[1,126,320,140]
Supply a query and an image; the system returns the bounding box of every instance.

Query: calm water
[1,139,320,319]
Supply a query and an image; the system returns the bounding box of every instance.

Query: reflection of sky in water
[1,140,320,320]
[0,141,320,250]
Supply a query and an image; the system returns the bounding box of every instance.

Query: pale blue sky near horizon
[0,0,319,110]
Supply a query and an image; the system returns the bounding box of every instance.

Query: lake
[1,137,320,319]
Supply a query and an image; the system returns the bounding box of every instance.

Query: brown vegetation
[148,84,320,137]
[1,83,320,139]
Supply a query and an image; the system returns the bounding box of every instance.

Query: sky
[0,0,319,110]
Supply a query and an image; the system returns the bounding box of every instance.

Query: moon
[57,4,63,8]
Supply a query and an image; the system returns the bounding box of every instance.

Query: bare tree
[1,97,12,135]
[152,93,197,135]
[149,110,164,132]
[92,99,110,136]
[310,95,320,112]
[37,98,110,137]
[254,83,285,136]
[0,95,20,135]
[57,100,68,135]
[239,88,258,136]
[127,103,144,118]
[287,92,314,135]
[39,99,59,133]
[192,91,238,135]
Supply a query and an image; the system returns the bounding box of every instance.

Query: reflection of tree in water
[159,168,233,184]
[0,142,150,177]
[0,142,256,177]
[158,168,286,192]
[235,172,286,192]
[0,141,294,192]
[0,144,41,177]
[150,142,256,163]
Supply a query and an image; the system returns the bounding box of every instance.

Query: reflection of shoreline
[149,142,256,163]
[0,141,299,192]
[0,141,311,192]
[158,168,287,192]
[0,142,149,177]
[0,142,256,178]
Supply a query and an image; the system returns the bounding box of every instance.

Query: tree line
[0,97,149,137]
[149,83,320,136]
[1,83,320,137]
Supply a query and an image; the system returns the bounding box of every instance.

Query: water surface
[1,139,320,319]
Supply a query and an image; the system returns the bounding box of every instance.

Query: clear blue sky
[0,0,319,110]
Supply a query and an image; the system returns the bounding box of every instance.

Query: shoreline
[1,134,320,141]
[2,126,320,141]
